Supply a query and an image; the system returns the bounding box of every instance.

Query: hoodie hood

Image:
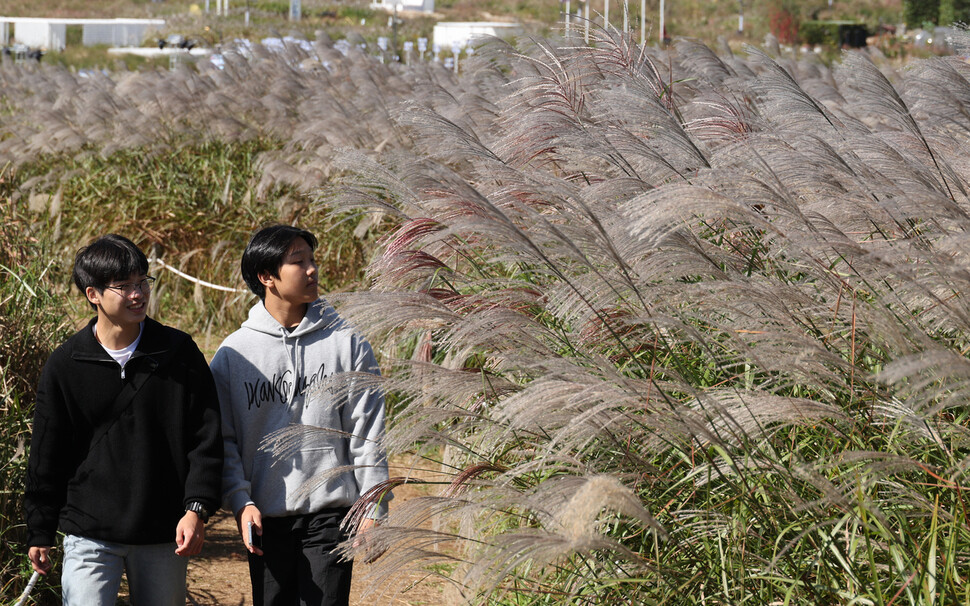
[242,298,340,339]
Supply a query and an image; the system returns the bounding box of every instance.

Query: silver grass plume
[8,23,970,604]
[313,31,970,604]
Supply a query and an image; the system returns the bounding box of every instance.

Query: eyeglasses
[104,277,156,296]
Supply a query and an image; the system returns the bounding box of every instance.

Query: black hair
[241,225,318,300]
[72,234,150,310]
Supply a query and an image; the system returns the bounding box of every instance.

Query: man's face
[263,237,319,306]
[86,272,152,326]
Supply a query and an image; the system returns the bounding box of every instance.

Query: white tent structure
[432,21,522,49]
[371,0,435,15]
[0,17,165,51]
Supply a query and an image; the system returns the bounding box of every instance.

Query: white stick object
[14,572,41,606]
[604,0,609,31]
[659,0,664,43]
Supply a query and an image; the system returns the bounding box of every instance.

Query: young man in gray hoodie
[211,225,391,606]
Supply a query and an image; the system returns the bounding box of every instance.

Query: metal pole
[392,3,399,60]
[565,0,571,37]
[659,0,664,43]
[738,0,743,33]
[604,0,609,31]
[584,0,589,43]
[640,0,645,45]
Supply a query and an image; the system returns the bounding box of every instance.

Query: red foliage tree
[769,8,800,44]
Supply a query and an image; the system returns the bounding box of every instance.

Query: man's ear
[85,286,102,308]
[258,271,275,288]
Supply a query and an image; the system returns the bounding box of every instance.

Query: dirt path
[185,455,451,606]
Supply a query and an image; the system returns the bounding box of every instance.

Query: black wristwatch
[185,501,210,524]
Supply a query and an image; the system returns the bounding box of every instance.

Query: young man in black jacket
[24,234,223,606]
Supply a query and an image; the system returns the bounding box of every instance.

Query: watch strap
[185,501,210,524]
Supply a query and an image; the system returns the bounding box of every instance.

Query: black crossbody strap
[83,328,188,452]
[85,356,160,452]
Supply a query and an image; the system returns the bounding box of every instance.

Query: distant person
[24,234,223,606]
[211,224,391,606]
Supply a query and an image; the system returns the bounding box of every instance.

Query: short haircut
[73,234,150,309]
[241,225,318,300]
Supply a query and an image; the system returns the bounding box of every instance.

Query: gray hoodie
[211,298,391,519]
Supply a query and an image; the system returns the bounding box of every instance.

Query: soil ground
[183,454,452,606]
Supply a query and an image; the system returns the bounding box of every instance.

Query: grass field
[3,0,909,60]
[4,0,968,604]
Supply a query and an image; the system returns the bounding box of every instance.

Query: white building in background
[0,17,165,50]
[0,18,65,49]
[371,0,435,15]
[432,21,523,50]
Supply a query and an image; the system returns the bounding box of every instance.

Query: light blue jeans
[61,534,188,606]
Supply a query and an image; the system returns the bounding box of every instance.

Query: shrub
[336,5,376,22]
[251,0,290,16]
[904,0,940,26]
[939,0,970,24]
[801,20,869,47]
[0,192,72,605]
[801,20,841,45]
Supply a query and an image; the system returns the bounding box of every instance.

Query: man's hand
[235,504,263,556]
[28,546,53,575]
[353,517,377,548]
[354,517,387,563]
[175,511,205,556]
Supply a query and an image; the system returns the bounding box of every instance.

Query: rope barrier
[150,258,249,294]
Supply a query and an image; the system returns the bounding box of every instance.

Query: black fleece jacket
[24,317,223,547]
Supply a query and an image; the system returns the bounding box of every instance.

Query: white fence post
[640,0,645,45]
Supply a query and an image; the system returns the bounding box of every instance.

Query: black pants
[248,508,353,606]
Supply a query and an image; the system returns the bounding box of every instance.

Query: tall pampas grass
[0,39,434,194]
[311,32,970,604]
[3,24,970,604]
[0,41,445,342]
